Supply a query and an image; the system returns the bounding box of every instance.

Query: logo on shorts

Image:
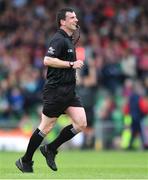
[48,47,55,54]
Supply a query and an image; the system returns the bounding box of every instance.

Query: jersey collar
[58,29,73,40]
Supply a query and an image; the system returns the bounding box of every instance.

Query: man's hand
[73,60,84,69]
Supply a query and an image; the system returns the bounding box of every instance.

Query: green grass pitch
[0,150,147,179]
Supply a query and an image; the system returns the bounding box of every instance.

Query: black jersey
[45,29,76,88]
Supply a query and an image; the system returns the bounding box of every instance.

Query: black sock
[47,124,78,151]
[22,128,45,162]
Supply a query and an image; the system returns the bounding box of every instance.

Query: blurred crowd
[0,0,148,150]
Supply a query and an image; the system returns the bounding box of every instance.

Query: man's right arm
[45,37,83,69]
[44,56,70,68]
[44,56,84,69]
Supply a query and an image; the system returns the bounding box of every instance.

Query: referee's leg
[65,106,87,132]
[40,106,87,171]
[15,114,57,172]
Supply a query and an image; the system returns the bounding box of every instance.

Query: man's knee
[38,114,57,135]
[73,117,87,132]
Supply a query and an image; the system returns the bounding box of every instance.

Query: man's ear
[60,19,66,26]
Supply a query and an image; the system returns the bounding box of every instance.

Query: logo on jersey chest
[67,49,73,53]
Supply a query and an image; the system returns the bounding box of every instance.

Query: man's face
[64,11,78,31]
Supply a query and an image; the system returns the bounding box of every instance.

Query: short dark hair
[56,7,75,28]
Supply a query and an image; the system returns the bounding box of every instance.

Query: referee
[15,7,87,173]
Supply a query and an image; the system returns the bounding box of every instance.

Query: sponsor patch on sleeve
[47,47,55,55]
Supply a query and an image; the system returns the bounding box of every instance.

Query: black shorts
[42,84,82,117]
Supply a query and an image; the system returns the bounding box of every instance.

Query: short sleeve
[45,38,65,58]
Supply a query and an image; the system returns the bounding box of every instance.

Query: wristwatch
[69,61,74,68]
